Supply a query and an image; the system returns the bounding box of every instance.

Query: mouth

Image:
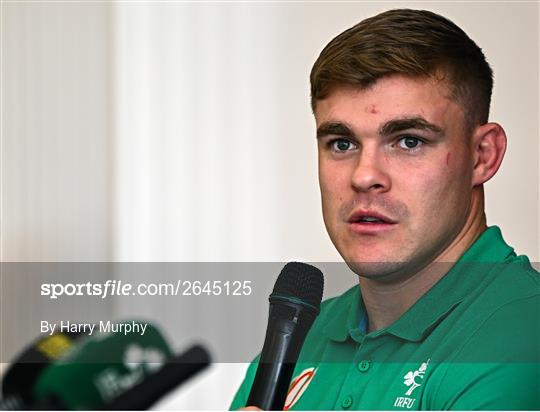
[348,210,396,224]
[347,210,397,234]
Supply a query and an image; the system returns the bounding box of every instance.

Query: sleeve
[229,355,260,410]
[429,295,540,410]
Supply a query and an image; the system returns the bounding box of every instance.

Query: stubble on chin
[347,260,407,279]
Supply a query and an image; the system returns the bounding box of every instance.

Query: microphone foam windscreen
[272,262,324,309]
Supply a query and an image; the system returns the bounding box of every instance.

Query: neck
[359,189,487,333]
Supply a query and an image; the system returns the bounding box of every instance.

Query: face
[316,75,475,280]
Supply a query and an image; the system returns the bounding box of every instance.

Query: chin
[345,260,411,280]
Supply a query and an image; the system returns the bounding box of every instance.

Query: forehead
[314,75,463,130]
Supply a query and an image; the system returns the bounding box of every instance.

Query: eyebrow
[316,117,444,140]
[316,122,354,139]
[379,117,444,136]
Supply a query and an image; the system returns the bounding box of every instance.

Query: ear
[471,122,507,186]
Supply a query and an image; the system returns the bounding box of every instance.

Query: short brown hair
[310,9,493,130]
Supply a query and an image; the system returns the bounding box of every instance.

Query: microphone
[31,321,173,410]
[247,262,324,411]
[105,344,211,410]
[0,331,83,410]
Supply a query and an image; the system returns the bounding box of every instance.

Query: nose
[351,147,391,193]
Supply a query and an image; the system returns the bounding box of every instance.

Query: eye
[330,139,357,153]
[397,136,424,151]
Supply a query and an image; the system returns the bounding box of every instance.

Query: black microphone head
[271,262,324,311]
[248,263,324,410]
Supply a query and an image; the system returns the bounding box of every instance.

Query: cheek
[403,158,470,221]
[319,159,344,191]
[395,159,455,207]
[318,161,349,220]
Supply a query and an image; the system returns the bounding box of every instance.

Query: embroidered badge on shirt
[393,359,430,409]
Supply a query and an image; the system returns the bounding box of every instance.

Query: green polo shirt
[230,226,540,410]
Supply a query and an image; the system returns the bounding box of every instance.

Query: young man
[231,9,539,410]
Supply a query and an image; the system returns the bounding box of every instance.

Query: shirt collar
[323,226,516,343]
[323,286,362,342]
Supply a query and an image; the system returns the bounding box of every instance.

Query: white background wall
[1,0,114,377]
[1,1,539,410]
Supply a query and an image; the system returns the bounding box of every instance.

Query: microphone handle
[247,317,305,411]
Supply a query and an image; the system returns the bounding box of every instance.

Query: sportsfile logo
[393,359,430,409]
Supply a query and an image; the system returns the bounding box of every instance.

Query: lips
[348,210,397,224]
[347,210,397,235]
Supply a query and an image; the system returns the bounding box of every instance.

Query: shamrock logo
[403,360,430,396]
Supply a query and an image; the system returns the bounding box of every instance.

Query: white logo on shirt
[403,359,429,396]
[393,359,430,409]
